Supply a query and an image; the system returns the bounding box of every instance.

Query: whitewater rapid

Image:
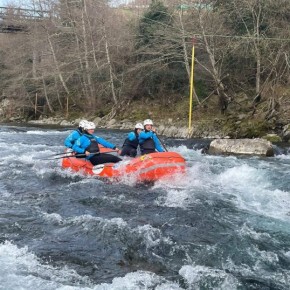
[1,125,290,289]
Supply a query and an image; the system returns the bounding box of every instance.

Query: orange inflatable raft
[62,151,186,183]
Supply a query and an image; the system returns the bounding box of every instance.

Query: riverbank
[24,116,217,139]
[3,120,289,156]
[19,115,289,144]
[1,98,290,144]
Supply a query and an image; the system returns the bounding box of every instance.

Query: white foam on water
[42,212,64,224]
[101,194,138,206]
[134,224,173,249]
[276,154,290,160]
[32,161,95,182]
[239,223,273,242]
[70,215,128,229]
[5,140,287,224]
[153,150,290,222]
[153,160,213,208]
[41,214,129,234]
[0,241,183,290]
[215,164,290,221]
[41,213,173,255]
[208,223,290,287]
[0,142,64,167]
[93,271,183,290]
[116,171,139,187]
[0,131,23,136]
[179,264,240,289]
[26,130,69,135]
[223,256,290,288]
[0,241,92,289]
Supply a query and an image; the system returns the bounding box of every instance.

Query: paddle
[156,133,168,152]
[42,151,72,158]
[39,151,120,160]
[38,148,120,160]
[38,153,87,160]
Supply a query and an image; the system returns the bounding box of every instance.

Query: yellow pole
[188,43,195,136]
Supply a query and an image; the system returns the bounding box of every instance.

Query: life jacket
[140,131,155,154]
[69,128,82,147]
[122,132,139,149]
[85,135,100,154]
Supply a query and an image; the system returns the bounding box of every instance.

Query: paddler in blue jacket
[64,119,88,149]
[72,121,122,165]
[120,123,144,157]
[139,119,165,155]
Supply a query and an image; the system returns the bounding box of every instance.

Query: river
[1,125,290,289]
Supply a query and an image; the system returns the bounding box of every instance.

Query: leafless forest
[1,0,290,126]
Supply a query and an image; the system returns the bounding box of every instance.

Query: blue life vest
[122,132,139,149]
[140,132,155,154]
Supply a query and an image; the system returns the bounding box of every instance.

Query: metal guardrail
[0,6,50,20]
[0,23,28,33]
[0,6,50,32]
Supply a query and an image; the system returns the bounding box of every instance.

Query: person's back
[64,120,88,149]
[73,121,122,165]
[121,123,143,157]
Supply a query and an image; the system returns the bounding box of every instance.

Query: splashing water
[0,125,290,289]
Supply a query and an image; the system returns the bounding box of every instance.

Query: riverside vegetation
[0,0,290,141]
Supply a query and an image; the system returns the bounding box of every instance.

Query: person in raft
[72,121,122,165]
[138,119,165,155]
[120,123,144,157]
[64,119,88,149]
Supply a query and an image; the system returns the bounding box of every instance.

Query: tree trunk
[54,75,63,109]
[102,19,118,105]
[46,32,70,95]
[198,9,229,113]
[81,3,95,108]
[178,11,190,78]
[42,75,54,113]
[83,0,99,69]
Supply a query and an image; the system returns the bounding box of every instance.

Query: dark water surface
[1,125,290,289]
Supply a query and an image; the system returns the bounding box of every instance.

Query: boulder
[120,121,134,130]
[60,120,72,126]
[106,118,117,128]
[163,126,179,137]
[178,127,190,138]
[208,138,274,157]
[28,117,60,125]
[93,117,102,126]
[157,124,165,135]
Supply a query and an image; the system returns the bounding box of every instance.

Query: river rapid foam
[1,125,290,289]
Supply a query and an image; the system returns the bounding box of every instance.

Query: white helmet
[143,119,153,126]
[79,119,88,128]
[135,123,144,130]
[84,121,96,130]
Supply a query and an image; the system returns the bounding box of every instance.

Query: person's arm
[127,132,136,141]
[95,136,117,150]
[72,136,87,154]
[64,131,78,148]
[152,134,165,152]
[139,131,154,143]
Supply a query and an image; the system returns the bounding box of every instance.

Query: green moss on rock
[262,134,282,143]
